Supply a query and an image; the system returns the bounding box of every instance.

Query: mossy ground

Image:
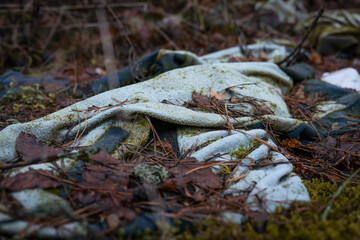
[132,178,360,240]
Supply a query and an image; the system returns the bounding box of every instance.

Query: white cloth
[0,60,310,236]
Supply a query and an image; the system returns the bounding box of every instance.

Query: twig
[0,3,147,13]
[227,170,249,183]
[218,83,258,94]
[96,6,119,89]
[107,6,134,49]
[150,24,179,50]
[73,111,88,148]
[321,167,360,221]
[193,0,205,31]
[234,129,280,153]
[42,6,65,51]
[276,3,325,67]
[185,161,241,175]
[231,1,266,57]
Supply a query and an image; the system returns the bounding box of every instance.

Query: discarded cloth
[199,41,292,63]
[0,50,317,237]
[2,46,360,237]
[258,0,360,57]
[303,79,360,136]
[305,10,360,57]
[0,49,201,99]
[322,67,360,92]
[0,62,314,162]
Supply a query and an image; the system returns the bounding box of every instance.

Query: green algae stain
[231,139,260,159]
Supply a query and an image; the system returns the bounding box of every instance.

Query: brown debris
[165,158,221,190]
[284,84,326,121]
[0,0,360,237]
[1,168,61,191]
[184,91,274,119]
[16,132,64,162]
[281,130,360,183]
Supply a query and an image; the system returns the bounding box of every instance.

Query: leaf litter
[1,0,360,238]
[1,83,358,238]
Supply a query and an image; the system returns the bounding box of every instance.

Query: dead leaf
[166,158,221,190]
[192,92,212,106]
[260,51,267,59]
[16,132,64,162]
[184,186,193,198]
[1,168,60,191]
[310,51,322,64]
[210,91,227,100]
[112,207,137,221]
[90,150,121,164]
[80,165,130,190]
[160,179,177,191]
[194,191,206,202]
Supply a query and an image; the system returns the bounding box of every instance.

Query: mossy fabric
[0,62,305,162]
[305,10,360,57]
[90,49,202,93]
[259,0,360,57]
[2,45,360,237]
[0,49,317,237]
[304,79,360,136]
[0,60,312,237]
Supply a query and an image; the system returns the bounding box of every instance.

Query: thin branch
[276,4,326,67]
[96,6,119,89]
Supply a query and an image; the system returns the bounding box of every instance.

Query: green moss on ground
[132,178,360,240]
[0,83,55,112]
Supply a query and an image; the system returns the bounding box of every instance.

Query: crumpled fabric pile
[0,46,316,238]
[2,42,360,237]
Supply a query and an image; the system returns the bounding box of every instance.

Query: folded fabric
[0,62,311,162]
[0,52,313,237]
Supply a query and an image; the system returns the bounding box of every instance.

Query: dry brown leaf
[260,51,268,59]
[16,132,64,162]
[90,150,121,164]
[210,91,227,100]
[1,168,60,191]
[310,51,322,64]
[167,158,221,190]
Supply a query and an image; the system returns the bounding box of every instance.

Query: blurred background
[1,0,359,78]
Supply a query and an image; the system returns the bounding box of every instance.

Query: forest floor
[1,0,360,239]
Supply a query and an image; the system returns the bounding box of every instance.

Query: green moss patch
[132,178,360,240]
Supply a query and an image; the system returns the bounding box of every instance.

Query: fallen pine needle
[227,170,249,183]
